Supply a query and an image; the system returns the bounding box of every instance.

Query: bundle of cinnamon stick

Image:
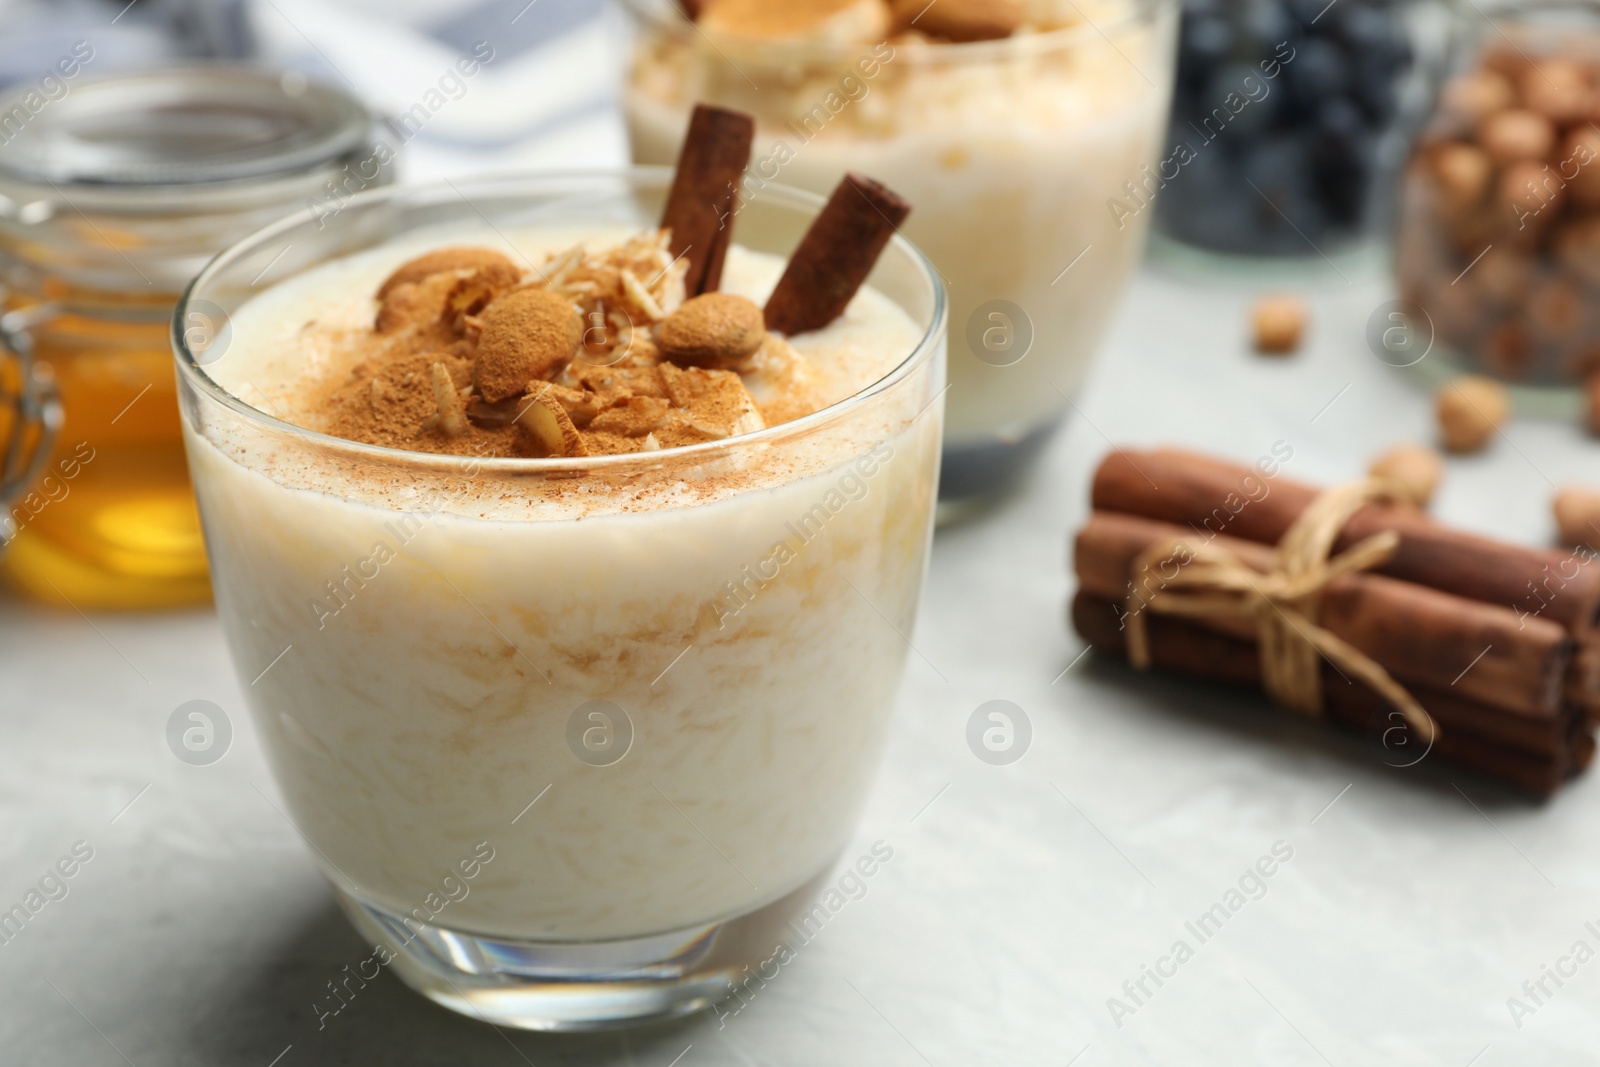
[1071,447,1600,797]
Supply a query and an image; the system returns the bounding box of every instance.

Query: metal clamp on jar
[0,66,388,608]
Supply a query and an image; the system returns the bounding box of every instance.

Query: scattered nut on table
[1435,375,1510,453]
[1251,295,1306,354]
[1369,443,1444,507]
[1553,486,1600,550]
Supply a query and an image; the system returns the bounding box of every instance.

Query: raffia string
[1123,479,1440,745]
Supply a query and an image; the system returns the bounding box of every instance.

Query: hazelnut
[377,247,520,301]
[1480,109,1556,165]
[1369,443,1444,508]
[655,292,767,367]
[1423,277,1485,346]
[474,288,583,403]
[1566,128,1600,207]
[1473,248,1532,304]
[1587,371,1600,436]
[1496,159,1563,240]
[1441,69,1517,124]
[1554,486,1600,550]
[1251,294,1306,354]
[890,0,1022,41]
[1431,142,1492,212]
[1483,320,1533,379]
[1435,375,1510,453]
[1528,276,1587,342]
[1483,49,1531,81]
[1520,60,1592,124]
[1558,215,1600,285]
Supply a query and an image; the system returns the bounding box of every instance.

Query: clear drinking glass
[173,170,945,1030]
[622,0,1176,514]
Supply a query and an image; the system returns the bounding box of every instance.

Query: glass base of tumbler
[332,864,836,1032]
[937,414,1063,523]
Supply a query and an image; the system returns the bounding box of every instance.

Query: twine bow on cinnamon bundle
[1121,479,1440,747]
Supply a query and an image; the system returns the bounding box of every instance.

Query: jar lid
[0,66,371,186]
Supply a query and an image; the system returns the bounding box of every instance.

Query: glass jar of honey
[0,67,388,608]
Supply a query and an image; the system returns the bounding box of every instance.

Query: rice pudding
[624,0,1175,499]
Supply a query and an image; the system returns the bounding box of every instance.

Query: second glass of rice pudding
[624,0,1177,511]
[174,160,944,1029]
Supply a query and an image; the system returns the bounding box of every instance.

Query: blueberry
[1201,62,1279,136]
[1350,54,1403,123]
[1239,137,1334,248]
[1310,103,1373,224]
[1317,96,1366,137]
[1182,11,1236,67]
[1339,5,1411,70]
[1281,37,1349,120]
[1243,0,1296,51]
[1284,0,1332,30]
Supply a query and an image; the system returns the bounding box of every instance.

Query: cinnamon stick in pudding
[1075,511,1573,716]
[1070,593,1580,797]
[661,104,754,296]
[1091,449,1600,635]
[764,173,911,336]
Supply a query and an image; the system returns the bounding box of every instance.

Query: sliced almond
[427,362,469,437]
[517,388,588,457]
[589,395,671,437]
[659,363,766,439]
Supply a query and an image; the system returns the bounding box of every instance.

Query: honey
[0,67,386,608]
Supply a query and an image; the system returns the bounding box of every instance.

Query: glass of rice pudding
[173,161,944,1029]
[623,0,1176,513]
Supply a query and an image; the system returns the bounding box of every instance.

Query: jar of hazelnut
[1396,0,1600,386]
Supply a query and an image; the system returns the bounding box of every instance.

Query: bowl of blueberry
[1156,0,1446,257]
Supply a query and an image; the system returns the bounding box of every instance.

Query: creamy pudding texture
[189,227,940,939]
[626,0,1173,445]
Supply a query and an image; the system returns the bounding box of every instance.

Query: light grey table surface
[7,256,1600,1067]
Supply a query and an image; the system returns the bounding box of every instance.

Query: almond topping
[377,247,521,301]
[517,388,588,457]
[426,361,469,437]
[589,395,671,437]
[655,292,767,367]
[659,363,765,439]
[475,288,584,402]
[375,271,462,335]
